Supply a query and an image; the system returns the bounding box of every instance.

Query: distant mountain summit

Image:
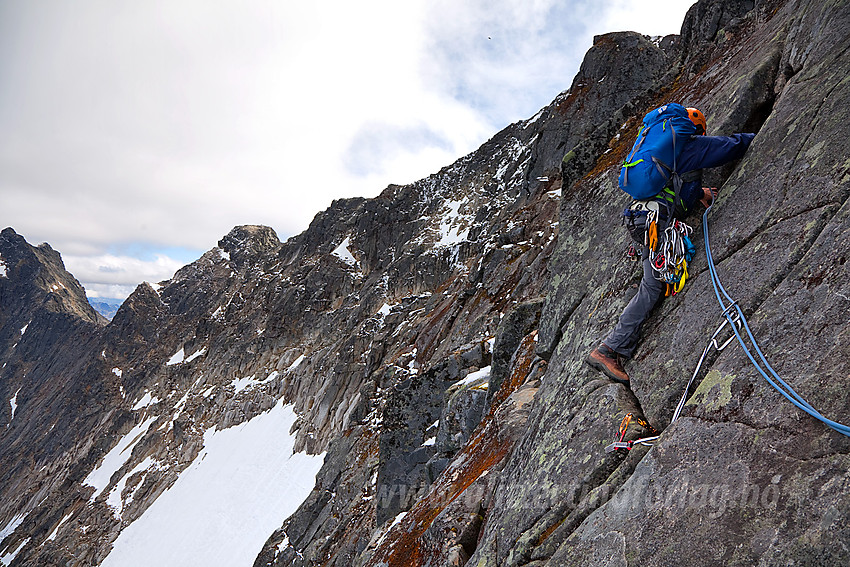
[87,298,124,320]
[0,227,106,325]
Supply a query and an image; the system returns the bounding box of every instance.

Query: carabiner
[674,262,688,294]
[648,219,658,252]
[710,307,742,351]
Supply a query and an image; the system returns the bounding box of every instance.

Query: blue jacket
[663,133,755,215]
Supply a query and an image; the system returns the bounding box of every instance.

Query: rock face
[474,0,850,566]
[1,0,849,565]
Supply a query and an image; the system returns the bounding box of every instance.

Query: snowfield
[100,399,325,567]
[83,416,159,499]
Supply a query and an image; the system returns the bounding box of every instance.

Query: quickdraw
[648,219,695,295]
[604,412,659,453]
[647,210,659,251]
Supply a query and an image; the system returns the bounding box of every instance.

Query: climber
[585,106,755,386]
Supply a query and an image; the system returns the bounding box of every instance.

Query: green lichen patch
[686,369,736,411]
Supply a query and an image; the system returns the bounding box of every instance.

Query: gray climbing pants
[603,244,666,358]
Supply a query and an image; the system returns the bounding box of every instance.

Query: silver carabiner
[710,307,742,351]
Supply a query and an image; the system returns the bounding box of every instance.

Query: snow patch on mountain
[453,366,491,389]
[106,456,160,516]
[231,371,279,394]
[0,512,27,545]
[8,389,20,422]
[100,399,325,567]
[332,237,358,267]
[83,415,158,499]
[185,347,206,363]
[131,392,159,411]
[166,348,185,366]
[286,355,306,373]
[0,537,28,566]
[435,198,471,248]
[166,346,206,366]
[46,511,73,542]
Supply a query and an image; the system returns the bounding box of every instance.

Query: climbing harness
[622,199,695,295]
[606,195,850,453]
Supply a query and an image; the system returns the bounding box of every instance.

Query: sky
[0,0,696,300]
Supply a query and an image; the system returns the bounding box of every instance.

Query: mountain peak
[217,224,281,268]
[0,227,104,325]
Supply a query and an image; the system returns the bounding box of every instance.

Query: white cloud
[0,0,695,299]
[63,253,185,299]
[602,0,693,37]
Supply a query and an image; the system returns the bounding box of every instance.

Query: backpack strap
[655,123,685,218]
[622,127,649,188]
[670,172,684,218]
[670,124,681,215]
[659,169,701,216]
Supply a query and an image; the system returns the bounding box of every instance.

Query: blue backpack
[618,103,698,201]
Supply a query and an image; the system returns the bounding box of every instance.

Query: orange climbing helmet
[686,107,706,135]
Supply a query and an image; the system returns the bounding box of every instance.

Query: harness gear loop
[648,218,693,294]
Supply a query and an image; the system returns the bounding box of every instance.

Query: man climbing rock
[586,105,755,386]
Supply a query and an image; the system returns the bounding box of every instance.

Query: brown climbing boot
[585,344,630,386]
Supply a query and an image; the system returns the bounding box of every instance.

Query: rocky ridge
[0,0,849,565]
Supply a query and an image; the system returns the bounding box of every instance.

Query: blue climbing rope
[702,203,850,437]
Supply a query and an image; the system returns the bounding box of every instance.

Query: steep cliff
[323,0,850,565]
[1,0,849,565]
[372,0,850,565]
